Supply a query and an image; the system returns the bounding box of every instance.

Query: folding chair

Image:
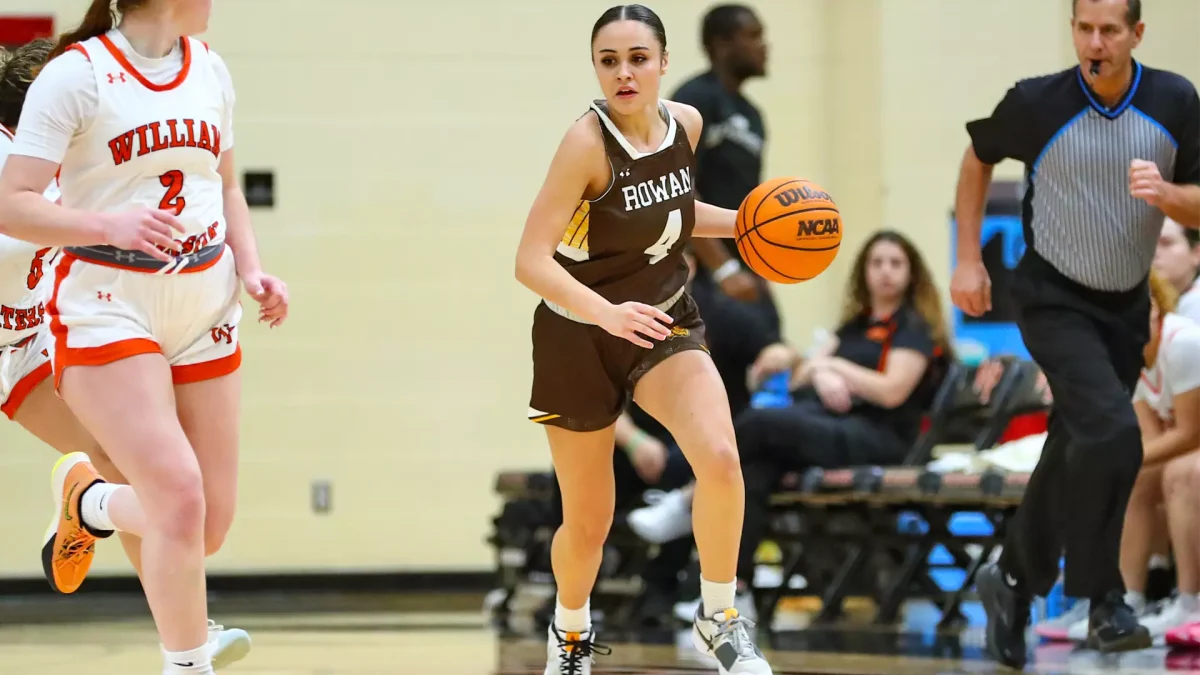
[876,358,1047,624]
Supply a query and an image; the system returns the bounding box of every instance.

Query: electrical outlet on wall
[311,480,332,514]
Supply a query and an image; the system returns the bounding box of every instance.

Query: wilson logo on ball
[773,185,833,207]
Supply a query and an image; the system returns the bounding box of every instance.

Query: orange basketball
[734,177,842,284]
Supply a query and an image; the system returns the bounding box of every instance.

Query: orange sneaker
[41,452,111,594]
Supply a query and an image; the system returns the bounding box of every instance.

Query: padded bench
[757,465,1028,627]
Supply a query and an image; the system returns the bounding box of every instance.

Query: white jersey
[14,31,232,254]
[0,129,62,347]
[1177,277,1200,324]
[1134,312,1200,423]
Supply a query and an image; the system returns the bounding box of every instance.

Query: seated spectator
[1153,217,1200,321]
[732,230,950,606]
[1060,271,1200,642]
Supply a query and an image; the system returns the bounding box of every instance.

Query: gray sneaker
[691,606,773,675]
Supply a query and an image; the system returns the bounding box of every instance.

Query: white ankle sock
[554,596,590,633]
[1149,554,1171,569]
[701,577,736,616]
[80,483,123,533]
[1126,590,1146,613]
[163,645,213,674]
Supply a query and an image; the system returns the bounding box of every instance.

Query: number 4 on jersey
[159,170,186,215]
[644,208,682,264]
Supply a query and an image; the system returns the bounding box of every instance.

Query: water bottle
[1045,577,1067,620]
[806,328,833,358]
[750,371,792,409]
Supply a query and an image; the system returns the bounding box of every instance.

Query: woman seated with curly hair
[732,229,952,611]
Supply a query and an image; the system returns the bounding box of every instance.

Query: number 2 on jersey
[644,208,682,264]
[158,170,186,216]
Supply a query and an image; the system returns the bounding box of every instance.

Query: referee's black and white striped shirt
[967,61,1200,292]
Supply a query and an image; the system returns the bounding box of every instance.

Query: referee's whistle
[1089,59,1102,76]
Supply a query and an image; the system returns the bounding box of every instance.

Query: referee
[951,0,1199,667]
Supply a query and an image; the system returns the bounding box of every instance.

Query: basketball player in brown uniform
[514,5,773,675]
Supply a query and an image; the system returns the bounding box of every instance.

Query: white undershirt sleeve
[209,49,235,152]
[11,50,98,164]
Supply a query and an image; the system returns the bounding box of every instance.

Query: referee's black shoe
[1085,590,1151,653]
[976,562,1030,670]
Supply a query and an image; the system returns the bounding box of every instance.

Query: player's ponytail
[44,0,148,66]
[0,38,53,130]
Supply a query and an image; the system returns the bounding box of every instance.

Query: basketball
[734,177,843,284]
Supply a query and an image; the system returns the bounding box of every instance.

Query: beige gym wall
[0,0,1195,577]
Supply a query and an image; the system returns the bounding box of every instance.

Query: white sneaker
[627,489,692,544]
[1139,597,1200,642]
[675,591,758,625]
[544,625,609,675]
[692,607,773,675]
[1066,612,1090,642]
[734,591,758,623]
[1036,599,1089,641]
[209,620,252,670]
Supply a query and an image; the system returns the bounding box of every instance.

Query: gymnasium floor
[3,592,1199,674]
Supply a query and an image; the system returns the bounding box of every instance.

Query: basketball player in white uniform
[0,41,66,434]
[0,138,60,426]
[0,36,253,671]
[0,3,288,674]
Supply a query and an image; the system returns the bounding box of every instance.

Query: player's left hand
[1130,159,1165,206]
[242,271,289,328]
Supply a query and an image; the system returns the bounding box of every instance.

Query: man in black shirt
[672,5,770,298]
[671,4,783,415]
[952,0,1200,667]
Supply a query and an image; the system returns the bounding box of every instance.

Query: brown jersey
[555,100,697,306]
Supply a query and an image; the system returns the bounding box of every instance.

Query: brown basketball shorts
[527,292,708,432]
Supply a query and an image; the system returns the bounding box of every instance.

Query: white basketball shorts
[47,244,242,390]
[0,326,53,419]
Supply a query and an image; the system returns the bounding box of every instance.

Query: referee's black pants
[998,252,1149,601]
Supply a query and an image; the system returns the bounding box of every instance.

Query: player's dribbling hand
[599,301,673,349]
[242,271,289,328]
[950,259,992,317]
[101,208,186,262]
[1129,159,1165,207]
